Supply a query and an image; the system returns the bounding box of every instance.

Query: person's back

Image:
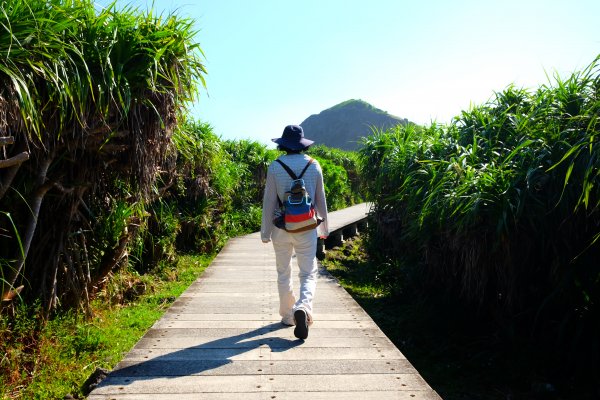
[261,125,328,340]
[263,152,329,237]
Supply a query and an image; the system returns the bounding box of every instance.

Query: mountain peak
[331,99,373,109]
[300,100,408,151]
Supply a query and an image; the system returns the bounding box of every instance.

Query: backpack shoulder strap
[275,159,298,180]
[297,158,314,179]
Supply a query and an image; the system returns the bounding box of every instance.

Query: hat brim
[271,137,314,150]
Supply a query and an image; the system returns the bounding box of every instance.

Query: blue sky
[100,0,600,146]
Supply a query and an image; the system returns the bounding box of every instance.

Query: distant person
[261,125,329,340]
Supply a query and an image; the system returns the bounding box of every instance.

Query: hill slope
[300,99,409,151]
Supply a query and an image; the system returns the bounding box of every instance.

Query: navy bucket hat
[272,125,314,151]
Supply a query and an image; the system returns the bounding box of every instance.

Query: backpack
[273,158,319,233]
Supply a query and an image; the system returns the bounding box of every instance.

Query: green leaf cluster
[308,144,363,210]
[0,0,205,139]
[360,56,600,371]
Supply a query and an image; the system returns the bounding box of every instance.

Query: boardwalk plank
[109,359,416,376]
[92,374,428,394]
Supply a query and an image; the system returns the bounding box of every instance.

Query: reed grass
[359,55,600,381]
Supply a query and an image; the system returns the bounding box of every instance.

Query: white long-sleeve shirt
[261,153,329,241]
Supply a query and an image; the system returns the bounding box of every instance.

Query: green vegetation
[358,56,600,397]
[0,254,212,399]
[308,144,363,210]
[0,0,206,312]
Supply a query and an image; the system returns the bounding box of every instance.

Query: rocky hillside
[300,99,409,151]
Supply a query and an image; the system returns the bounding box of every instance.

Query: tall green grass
[0,0,206,309]
[360,56,600,379]
[0,0,204,140]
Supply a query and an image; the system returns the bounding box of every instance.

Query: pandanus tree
[0,0,206,314]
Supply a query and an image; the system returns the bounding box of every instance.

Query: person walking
[261,125,328,340]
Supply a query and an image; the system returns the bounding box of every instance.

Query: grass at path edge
[0,254,212,400]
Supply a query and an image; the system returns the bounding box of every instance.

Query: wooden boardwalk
[89,203,440,399]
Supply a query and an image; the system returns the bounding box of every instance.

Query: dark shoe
[293,309,309,340]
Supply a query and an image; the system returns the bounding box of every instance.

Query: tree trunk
[0,137,29,200]
[0,151,29,168]
[2,153,54,296]
[92,216,141,286]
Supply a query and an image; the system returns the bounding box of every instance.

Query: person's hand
[319,235,328,240]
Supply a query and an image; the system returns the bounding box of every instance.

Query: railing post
[313,204,370,260]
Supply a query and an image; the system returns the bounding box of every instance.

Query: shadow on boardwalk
[108,322,303,382]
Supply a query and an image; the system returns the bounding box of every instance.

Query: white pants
[271,228,318,322]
